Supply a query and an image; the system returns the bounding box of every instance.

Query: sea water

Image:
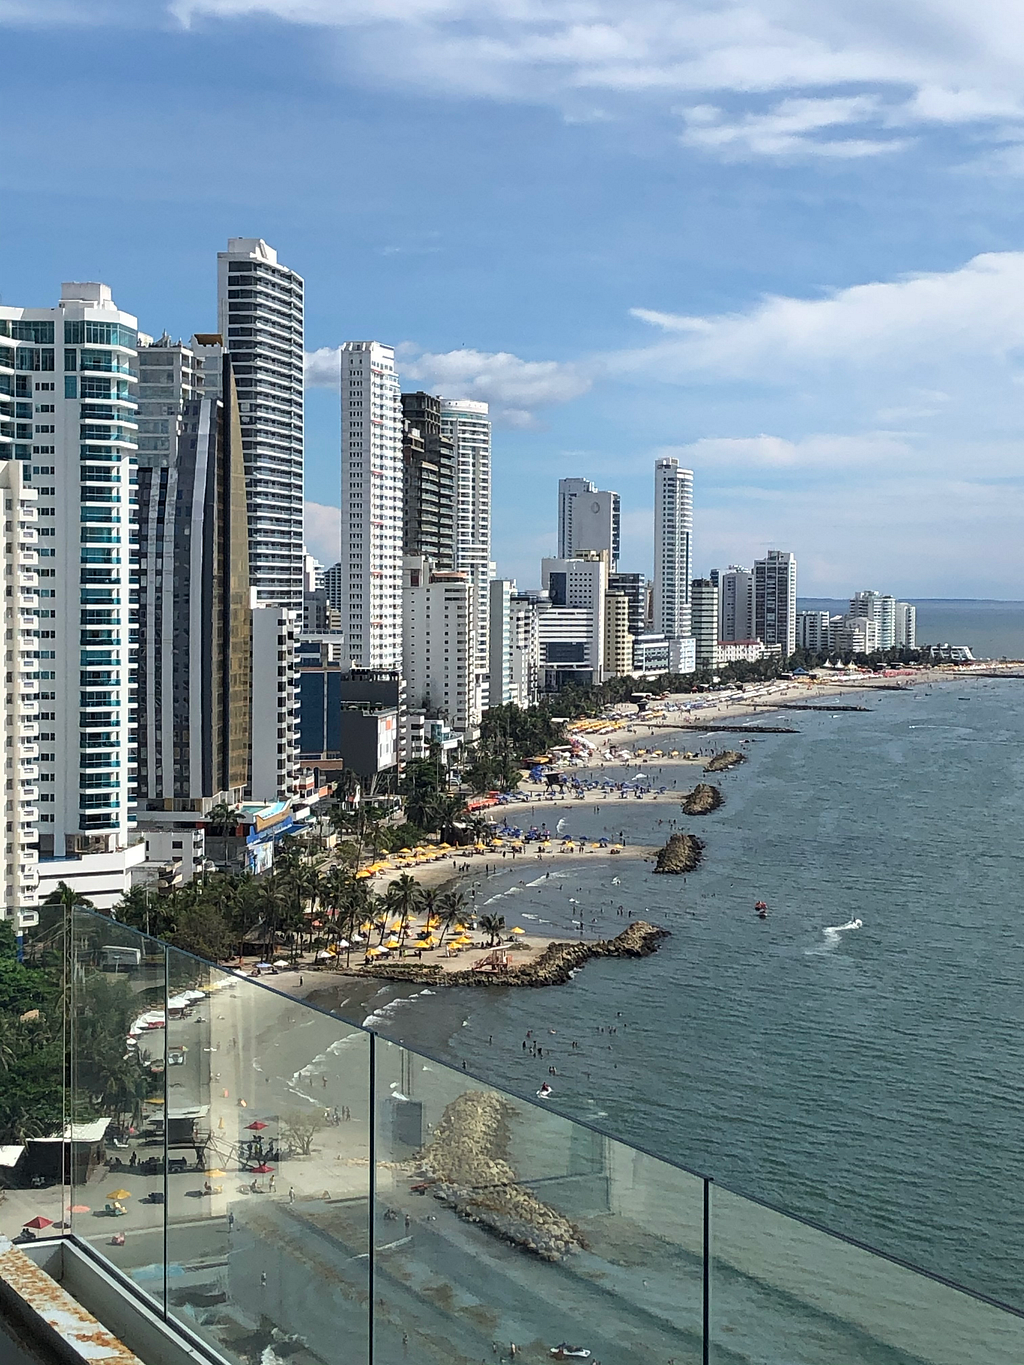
[379,678,1024,1306]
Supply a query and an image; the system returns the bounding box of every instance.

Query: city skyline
[6,10,1024,599]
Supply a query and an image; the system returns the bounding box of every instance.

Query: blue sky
[4,1,1024,596]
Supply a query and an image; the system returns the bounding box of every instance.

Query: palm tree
[387,874,419,945]
[43,881,94,912]
[479,913,506,947]
[435,890,468,948]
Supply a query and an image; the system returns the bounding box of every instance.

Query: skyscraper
[716,566,754,642]
[440,398,491,697]
[849,590,897,650]
[753,550,798,658]
[341,342,404,669]
[558,477,620,567]
[402,555,480,734]
[691,578,720,670]
[217,238,304,611]
[0,283,144,907]
[895,600,917,649]
[401,391,456,569]
[0,453,41,933]
[135,344,251,806]
[653,457,693,640]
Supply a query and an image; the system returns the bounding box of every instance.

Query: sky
[3,1,1024,597]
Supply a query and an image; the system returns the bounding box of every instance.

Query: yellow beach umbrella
[511,926,526,935]
[107,1189,131,1200]
[385,937,401,949]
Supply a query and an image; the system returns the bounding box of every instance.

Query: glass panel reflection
[69,911,167,1309]
[161,946,371,1365]
[374,1040,704,1365]
[711,1183,1024,1365]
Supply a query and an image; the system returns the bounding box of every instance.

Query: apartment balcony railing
[6,906,1024,1365]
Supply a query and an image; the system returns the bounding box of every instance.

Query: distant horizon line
[798,597,1023,606]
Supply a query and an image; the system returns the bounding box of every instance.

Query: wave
[824,919,863,934]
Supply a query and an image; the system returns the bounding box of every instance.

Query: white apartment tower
[403,555,481,735]
[653,457,693,639]
[250,605,301,802]
[488,578,515,709]
[0,284,145,907]
[558,477,620,568]
[895,601,917,649]
[753,550,798,658]
[850,590,897,650]
[0,453,41,932]
[717,566,754,643]
[217,238,304,611]
[440,399,491,696]
[341,342,404,669]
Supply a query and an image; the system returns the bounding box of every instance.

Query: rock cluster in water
[653,832,705,874]
[680,782,723,815]
[418,1089,586,1261]
[704,749,746,773]
[352,920,668,988]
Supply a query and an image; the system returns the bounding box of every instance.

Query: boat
[536,1082,553,1099]
[550,1348,591,1360]
[755,901,769,919]
[757,909,768,919]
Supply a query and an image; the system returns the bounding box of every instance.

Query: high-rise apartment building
[558,477,620,568]
[322,561,343,614]
[217,238,304,611]
[895,601,917,649]
[401,392,456,569]
[135,344,251,807]
[509,590,545,708]
[488,578,515,709]
[250,605,301,801]
[716,566,754,643]
[691,578,720,671]
[0,284,145,906]
[653,458,693,640]
[753,550,798,658]
[539,553,608,689]
[850,590,897,650]
[795,609,832,654]
[603,593,632,677]
[608,571,647,639]
[440,399,491,695]
[340,342,404,670]
[402,555,480,735]
[0,453,41,933]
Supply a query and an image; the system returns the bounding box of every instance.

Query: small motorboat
[550,1348,591,1360]
[755,901,769,919]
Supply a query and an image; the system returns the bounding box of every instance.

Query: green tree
[479,913,506,946]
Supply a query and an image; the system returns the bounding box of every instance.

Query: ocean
[799,597,1024,661]
[360,676,1024,1308]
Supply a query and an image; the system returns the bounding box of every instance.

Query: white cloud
[679,96,906,159]
[304,500,341,565]
[21,0,1018,160]
[658,432,915,470]
[305,344,590,426]
[623,251,1024,383]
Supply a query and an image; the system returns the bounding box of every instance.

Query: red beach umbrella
[250,1163,274,1174]
[23,1216,53,1230]
[245,1121,268,1131]
[69,1204,90,1214]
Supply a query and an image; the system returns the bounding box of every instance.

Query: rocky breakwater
[704,749,746,773]
[653,832,704,874]
[353,920,669,988]
[417,1089,586,1261]
[681,781,723,815]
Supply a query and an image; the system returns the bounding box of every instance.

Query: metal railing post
[703,1176,712,1365]
[368,1032,376,1365]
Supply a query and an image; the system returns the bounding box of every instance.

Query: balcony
[0,906,1021,1365]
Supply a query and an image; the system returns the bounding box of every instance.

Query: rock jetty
[704,749,746,773]
[351,920,668,988]
[653,832,704,874]
[681,782,723,815]
[418,1090,586,1261]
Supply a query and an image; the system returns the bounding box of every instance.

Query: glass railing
[11,906,1024,1365]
